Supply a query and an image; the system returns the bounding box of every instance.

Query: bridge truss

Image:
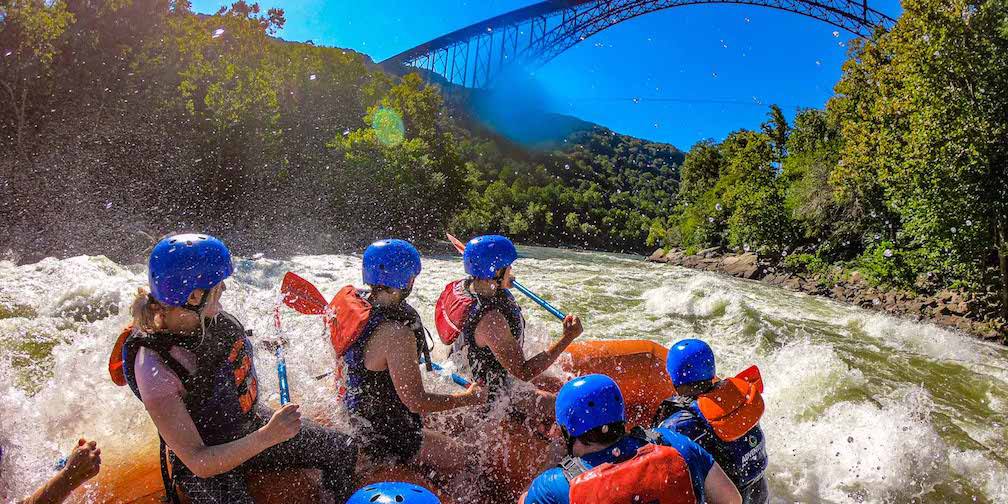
[381,0,895,88]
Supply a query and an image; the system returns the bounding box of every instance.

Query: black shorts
[170,412,357,504]
[350,409,423,464]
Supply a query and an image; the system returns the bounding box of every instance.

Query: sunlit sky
[192,0,903,150]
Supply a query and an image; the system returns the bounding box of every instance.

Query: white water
[1,247,1006,503]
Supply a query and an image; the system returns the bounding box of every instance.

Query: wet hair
[563,421,626,454]
[577,421,626,446]
[130,288,165,333]
[677,378,717,396]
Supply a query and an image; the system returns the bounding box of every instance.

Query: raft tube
[94,339,675,504]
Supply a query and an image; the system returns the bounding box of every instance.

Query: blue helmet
[555,374,626,437]
[363,239,422,290]
[666,339,716,387]
[149,234,233,306]
[463,235,517,279]
[347,482,440,504]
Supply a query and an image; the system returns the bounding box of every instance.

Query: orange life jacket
[434,279,473,345]
[325,285,375,356]
[695,375,765,442]
[565,442,697,504]
[108,323,133,386]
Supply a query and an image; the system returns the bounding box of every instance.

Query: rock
[937,289,954,302]
[648,248,667,262]
[831,285,849,300]
[743,265,763,280]
[784,277,801,290]
[663,250,684,263]
[849,271,866,286]
[697,246,722,258]
[947,301,968,315]
[933,303,952,316]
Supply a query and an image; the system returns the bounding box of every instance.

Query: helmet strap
[182,289,210,315]
[561,426,576,456]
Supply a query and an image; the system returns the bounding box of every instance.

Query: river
[1,245,1006,503]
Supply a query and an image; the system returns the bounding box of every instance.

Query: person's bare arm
[137,352,301,479]
[703,462,742,504]
[19,439,100,504]
[477,312,583,382]
[377,322,485,414]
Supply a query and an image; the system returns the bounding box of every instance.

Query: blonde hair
[130,287,165,333]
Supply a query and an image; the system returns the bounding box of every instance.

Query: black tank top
[343,302,428,432]
[458,284,525,393]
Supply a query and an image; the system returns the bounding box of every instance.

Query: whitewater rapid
[1,247,1006,503]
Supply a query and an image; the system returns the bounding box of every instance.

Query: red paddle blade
[446,232,466,254]
[736,365,764,394]
[281,272,327,315]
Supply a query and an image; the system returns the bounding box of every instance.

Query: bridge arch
[380,0,895,88]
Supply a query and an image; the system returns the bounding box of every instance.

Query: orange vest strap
[108,323,134,386]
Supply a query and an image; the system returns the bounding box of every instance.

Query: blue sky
[191,0,902,151]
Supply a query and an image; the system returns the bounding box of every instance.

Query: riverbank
[648,247,1008,343]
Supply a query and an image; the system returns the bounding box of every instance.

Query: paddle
[273,305,291,404]
[446,232,566,320]
[279,271,470,388]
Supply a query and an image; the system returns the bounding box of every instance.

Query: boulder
[648,248,667,262]
[849,271,867,286]
[697,246,722,258]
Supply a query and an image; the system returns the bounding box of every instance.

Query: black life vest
[454,283,525,391]
[119,312,260,503]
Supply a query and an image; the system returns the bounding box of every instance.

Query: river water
[1,246,1006,503]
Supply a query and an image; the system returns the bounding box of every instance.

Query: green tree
[0,0,74,153]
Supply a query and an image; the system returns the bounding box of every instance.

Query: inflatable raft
[91,339,675,504]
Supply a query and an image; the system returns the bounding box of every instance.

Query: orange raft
[93,339,675,504]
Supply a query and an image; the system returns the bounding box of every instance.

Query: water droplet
[708,217,714,223]
[966,219,972,226]
[951,227,957,234]
[105,201,113,209]
[870,210,876,218]
[633,97,639,103]
[212,28,225,38]
[309,74,317,80]
[847,436,854,443]
[816,61,821,65]
[782,251,788,257]
[884,249,893,257]
[745,17,750,22]
[715,203,723,211]
[743,244,750,252]
[712,72,718,77]
[833,31,840,37]
[654,123,659,128]
[564,164,570,169]
[874,234,880,240]
[3,51,11,57]
[872,298,880,305]
[342,128,350,136]
[923,34,930,42]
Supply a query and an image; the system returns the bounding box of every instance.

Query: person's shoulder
[652,427,714,475]
[660,406,704,433]
[524,468,569,504]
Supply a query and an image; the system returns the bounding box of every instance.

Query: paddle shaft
[420,357,470,387]
[512,280,565,320]
[273,306,291,404]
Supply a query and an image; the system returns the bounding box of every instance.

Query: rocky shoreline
[647,247,1007,343]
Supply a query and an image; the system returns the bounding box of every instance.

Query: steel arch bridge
[380,0,895,89]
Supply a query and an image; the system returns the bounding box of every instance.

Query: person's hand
[260,403,302,446]
[460,382,488,406]
[562,314,583,341]
[62,438,101,486]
